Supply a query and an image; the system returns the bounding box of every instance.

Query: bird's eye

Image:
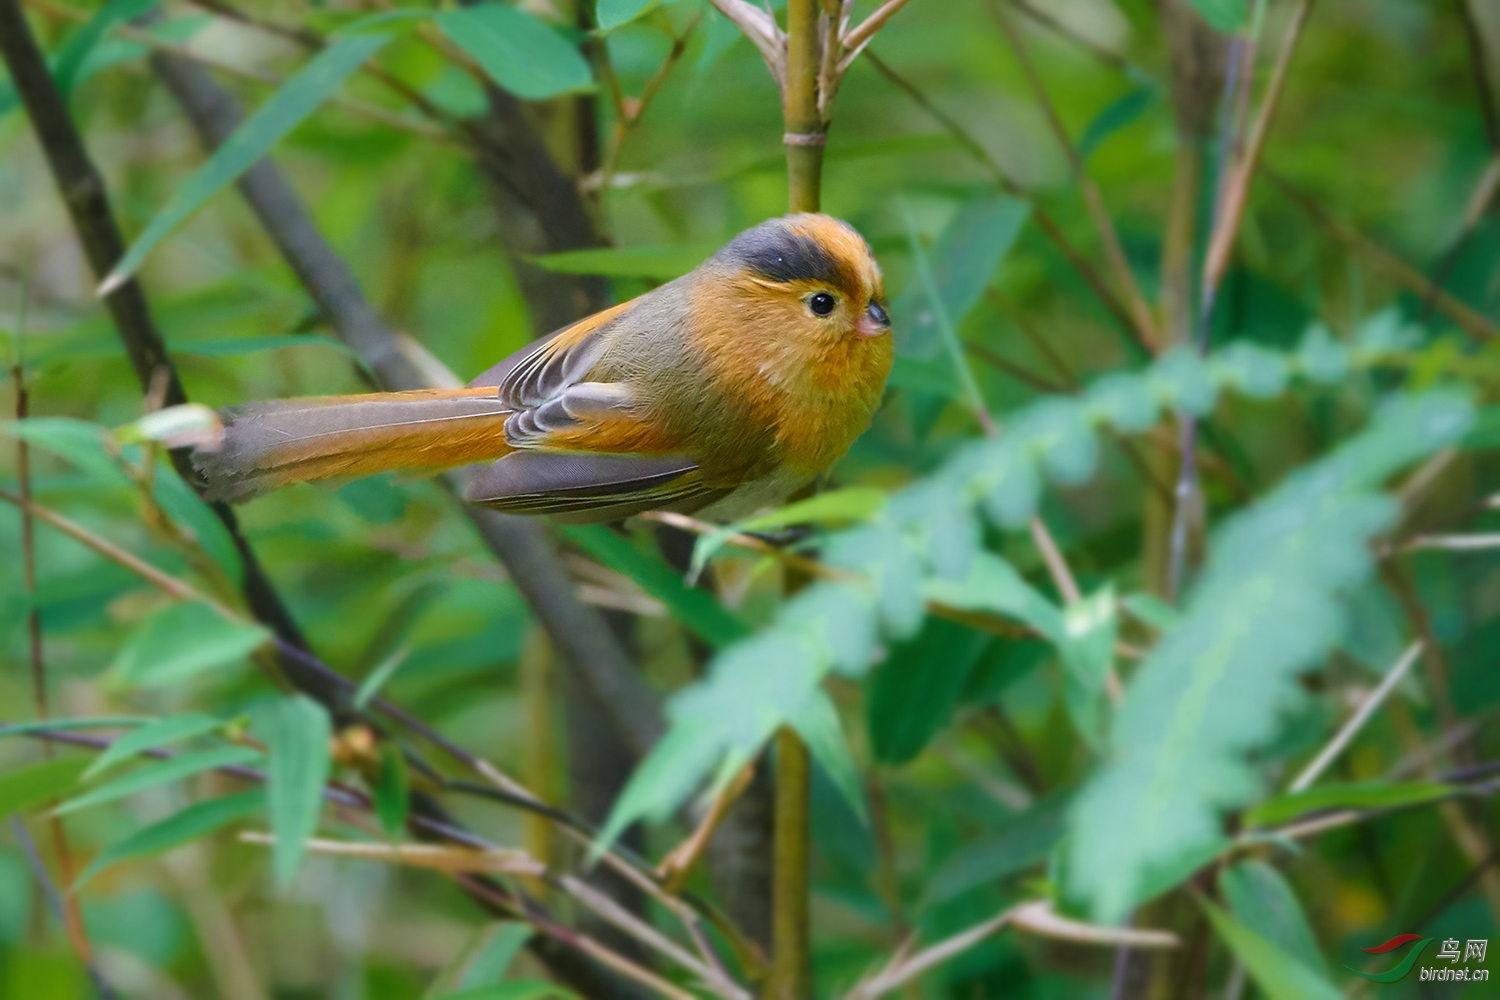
[808,292,837,316]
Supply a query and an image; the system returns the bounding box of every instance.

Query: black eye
[809,292,836,316]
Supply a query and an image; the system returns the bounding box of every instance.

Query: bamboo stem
[784,0,826,213]
[767,727,813,999]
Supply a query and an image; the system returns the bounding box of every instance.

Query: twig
[1400,533,1500,552]
[1288,642,1423,793]
[238,832,545,876]
[847,900,1177,999]
[1004,0,1133,74]
[988,0,1160,351]
[838,0,915,68]
[1263,168,1500,343]
[658,763,756,893]
[11,819,118,999]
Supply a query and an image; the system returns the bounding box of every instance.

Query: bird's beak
[857,302,891,338]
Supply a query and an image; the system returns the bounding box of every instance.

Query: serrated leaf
[1065,392,1473,922]
[1220,861,1329,977]
[55,746,262,815]
[1151,348,1219,416]
[73,790,264,890]
[868,616,990,765]
[264,695,332,886]
[1083,371,1160,432]
[1015,399,1098,485]
[1296,324,1351,384]
[111,602,270,688]
[84,713,225,780]
[789,689,866,821]
[1211,342,1290,399]
[923,551,1062,638]
[1057,587,1117,749]
[0,757,91,821]
[436,4,592,100]
[1201,898,1342,1000]
[561,525,747,649]
[104,31,395,289]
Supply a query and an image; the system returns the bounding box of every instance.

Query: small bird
[194,213,893,524]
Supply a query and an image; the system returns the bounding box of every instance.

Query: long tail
[193,388,514,502]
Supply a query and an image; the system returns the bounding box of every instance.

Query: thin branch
[707,0,785,86]
[848,901,1177,999]
[238,833,545,876]
[1288,642,1423,793]
[838,0,915,70]
[988,0,1160,350]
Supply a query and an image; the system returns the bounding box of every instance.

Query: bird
[192,213,893,525]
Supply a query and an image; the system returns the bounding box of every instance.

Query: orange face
[691,213,895,479]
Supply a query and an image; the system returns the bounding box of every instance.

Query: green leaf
[868,617,991,765]
[596,0,665,31]
[73,790,264,890]
[1065,392,1474,922]
[53,0,159,98]
[0,757,91,821]
[84,713,225,780]
[529,244,713,280]
[923,552,1063,638]
[0,718,149,740]
[1120,592,1181,633]
[1220,861,1329,977]
[150,468,247,587]
[457,923,535,990]
[264,695,333,886]
[923,792,1070,905]
[1190,0,1249,33]
[440,983,579,1000]
[435,4,593,100]
[1245,780,1455,828]
[690,486,887,579]
[1200,898,1343,1000]
[894,195,1029,359]
[167,334,350,357]
[1,417,130,485]
[111,601,270,688]
[1057,587,1117,749]
[374,742,410,839]
[103,31,395,289]
[353,645,412,710]
[55,746,262,815]
[789,689,866,821]
[1077,85,1157,163]
[561,525,748,649]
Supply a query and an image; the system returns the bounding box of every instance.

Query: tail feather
[193,388,515,502]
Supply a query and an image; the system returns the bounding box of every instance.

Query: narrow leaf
[596,0,664,31]
[1220,861,1329,977]
[85,713,225,780]
[789,690,866,821]
[435,4,592,100]
[458,923,535,990]
[868,616,990,765]
[264,695,333,886]
[55,747,261,815]
[1245,780,1455,828]
[102,31,394,290]
[0,757,91,821]
[529,245,713,280]
[374,743,410,839]
[111,601,270,688]
[354,645,412,710]
[73,790,264,890]
[561,525,748,649]
[1201,898,1343,1000]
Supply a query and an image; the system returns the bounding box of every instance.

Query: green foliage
[434,4,594,100]
[1064,391,1472,922]
[74,790,265,890]
[1200,898,1343,1000]
[0,757,90,822]
[1220,861,1328,977]
[55,746,262,815]
[106,30,396,288]
[1245,780,1457,828]
[110,601,270,688]
[263,695,332,886]
[83,713,225,779]
[600,331,1438,854]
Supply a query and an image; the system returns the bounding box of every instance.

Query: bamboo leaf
[102,31,396,290]
[55,746,262,815]
[1245,780,1456,828]
[264,695,333,886]
[0,757,91,821]
[111,602,270,688]
[435,4,593,101]
[84,713,225,780]
[1201,898,1343,1000]
[73,790,265,890]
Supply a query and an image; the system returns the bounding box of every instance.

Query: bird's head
[711,213,892,344]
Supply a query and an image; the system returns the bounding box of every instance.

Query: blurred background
[1,0,1498,997]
